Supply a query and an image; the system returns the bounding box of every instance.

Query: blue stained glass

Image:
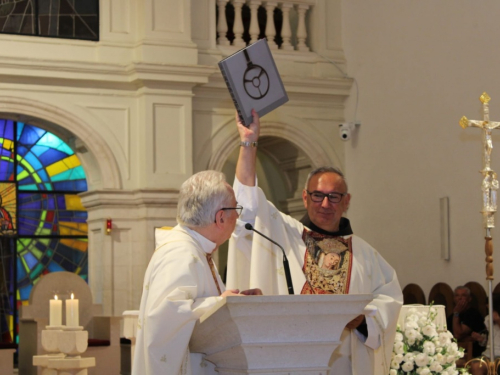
[31,264,44,279]
[37,133,74,155]
[0,160,13,181]
[31,145,50,156]
[23,252,38,269]
[57,196,65,207]
[17,124,46,145]
[16,259,26,281]
[47,262,65,273]
[16,145,28,157]
[35,241,47,252]
[36,169,49,183]
[51,169,75,182]
[19,286,31,301]
[24,152,43,171]
[0,120,14,139]
[37,148,68,165]
[54,180,87,191]
[19,184,38,190]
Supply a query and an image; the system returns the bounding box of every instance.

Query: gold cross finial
[481,92,491,104]
[459,116,469,129]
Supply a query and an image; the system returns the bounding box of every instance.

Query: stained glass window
[0,120,87,344]
[0,0,99,41]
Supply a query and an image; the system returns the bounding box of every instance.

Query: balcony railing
[216,0,316,52]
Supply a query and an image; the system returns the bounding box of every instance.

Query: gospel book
[218,38,288,127]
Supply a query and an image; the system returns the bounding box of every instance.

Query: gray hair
[177,170,234,228]
[454,286,471,296]
[304,166,348,191]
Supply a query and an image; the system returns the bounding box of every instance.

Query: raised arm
[236,109,260,186]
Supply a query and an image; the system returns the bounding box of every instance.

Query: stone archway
[0,96,121,190]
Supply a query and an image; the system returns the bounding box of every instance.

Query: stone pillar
[80,189,178,316]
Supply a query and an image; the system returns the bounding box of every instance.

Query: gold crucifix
[460,92,500,374]
[460,92,500,229]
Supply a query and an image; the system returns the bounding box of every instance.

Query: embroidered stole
[206,254,222,296]
[300,229,353,295]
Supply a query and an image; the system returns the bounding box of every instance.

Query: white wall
[341,1,500,296]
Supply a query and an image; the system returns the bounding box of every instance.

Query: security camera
[339,123,353,141]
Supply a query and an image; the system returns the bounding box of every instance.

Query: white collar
[179,225,216,255]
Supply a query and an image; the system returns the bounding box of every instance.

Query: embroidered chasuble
[133,225,223,375]
[227,177,403,375]
[301,230,352,295]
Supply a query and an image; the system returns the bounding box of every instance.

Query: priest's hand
[221,289,241,297]
[236,109,260,142]
[240,288,263,295]
[345,315,364,330]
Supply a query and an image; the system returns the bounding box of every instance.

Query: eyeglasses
[220,205,243,217]
[306,190,347,204]
[215,205,243,223]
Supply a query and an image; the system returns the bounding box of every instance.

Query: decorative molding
[79,189,179,210]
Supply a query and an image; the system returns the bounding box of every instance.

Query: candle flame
[71,293,74,299]
[54,295,58,300]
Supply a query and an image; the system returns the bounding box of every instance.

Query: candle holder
[32,326,66,373]
[34,326,95,374]
[58,326,87,357]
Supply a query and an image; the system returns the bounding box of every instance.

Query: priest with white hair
[133,170,261,375]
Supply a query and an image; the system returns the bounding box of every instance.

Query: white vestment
[227,178,403,375]
[133,225,224,375]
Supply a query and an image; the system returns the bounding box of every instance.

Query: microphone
[244,223,294,295]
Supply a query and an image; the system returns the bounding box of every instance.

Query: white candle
[49,295,62,327]
[65,293,79,327]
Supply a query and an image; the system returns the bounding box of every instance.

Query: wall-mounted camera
[338,122,360,141]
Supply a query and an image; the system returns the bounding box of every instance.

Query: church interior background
[1,0,500,371]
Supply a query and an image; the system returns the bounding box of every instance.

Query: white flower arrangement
[391,306,471,375]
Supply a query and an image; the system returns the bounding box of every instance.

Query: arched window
[0,119,88,343]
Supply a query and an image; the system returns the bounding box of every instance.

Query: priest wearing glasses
[133,170,261,375]
[227,110,403,375]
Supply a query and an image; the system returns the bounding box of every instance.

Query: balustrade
[216,0,316,51]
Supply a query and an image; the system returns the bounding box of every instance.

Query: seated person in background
[447,286,486,358]
[133,171,261,375]
[469,294,500,375]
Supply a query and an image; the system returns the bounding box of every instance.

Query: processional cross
[460,92,500,373]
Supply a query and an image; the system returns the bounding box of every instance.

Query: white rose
[404,353,415,362]
[436,353,447,365]
[394,341,405,354]
[446,354,456,363]
[394,353,404,363]
[407,337,416,345]
[389,370,397,375]
[395,332,404,342]
[418,317,428,327]
[422,325,437,337]
[406,320,419,330]
[423,341,436,355]
[391,359,400,369]
[405,328,419,340]
[402,361,414,372]
[429,361,443,372]
[415,353,429,367]
[419,368,431,375]
[439,332,452,345]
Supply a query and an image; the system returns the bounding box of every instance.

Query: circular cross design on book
[243,64,270,100]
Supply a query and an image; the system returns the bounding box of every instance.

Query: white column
[248,0,261,44]
[265,1,278,49]
[217,0,230,45]
[296,3,310,52]
[279,2,293,50]
[232,0,246,47]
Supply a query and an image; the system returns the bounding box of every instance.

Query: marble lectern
[190,294,373,375]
